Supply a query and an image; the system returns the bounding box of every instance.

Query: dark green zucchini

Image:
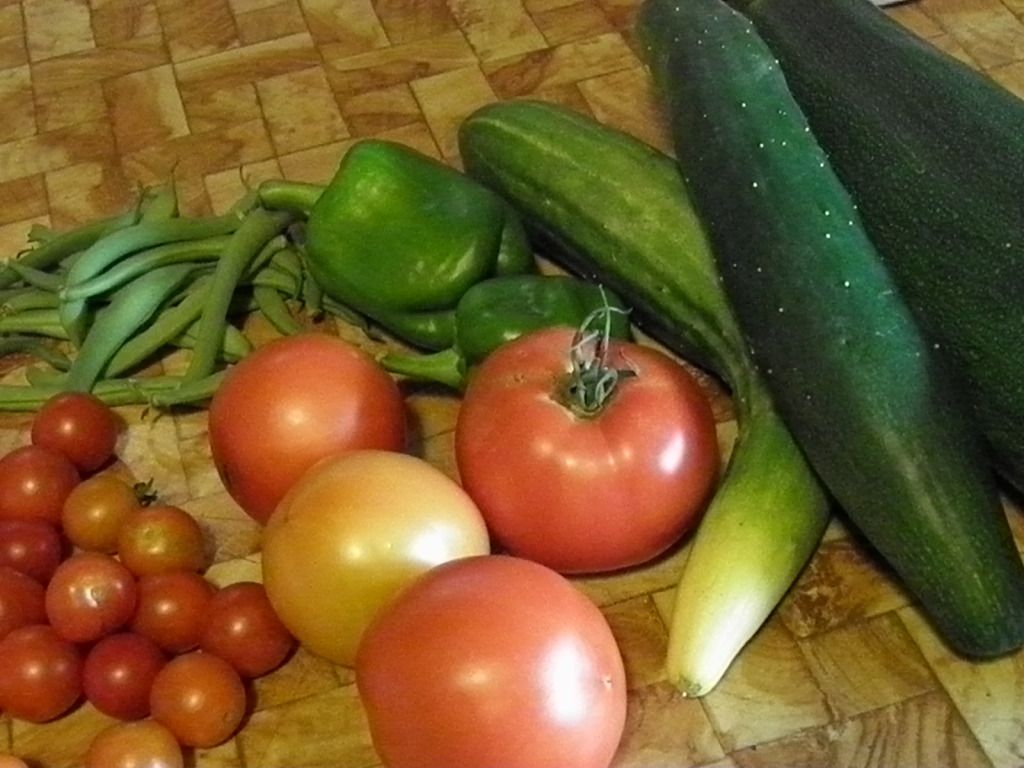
[726,0,1024,493]
[636,0,1024,656]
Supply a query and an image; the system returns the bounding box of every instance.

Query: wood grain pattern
[2,1,1024,766]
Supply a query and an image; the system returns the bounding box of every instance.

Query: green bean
[104,276,212,377]
[322,296,374,335]
[249,264,300,297]
[0,309,69,339]
[147,372,224,407]
[239,235,290,284]
[268,247,302,284]
[300,258,324,319]
[65,264,198,392]
[257,180,322,214]
[254,286,303,336]
[0,371,224,411]
[60,211,246,346]
[63,236,228,301]
[0,212,137,289]
[0,336,71,371]
[184,207,292,382]
[177,321,252,362]
[4,262,62,292]
[2,289,60,313]
[140,184,178,222]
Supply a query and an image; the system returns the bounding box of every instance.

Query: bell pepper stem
[379,347,466,391]
[257,180,324,215]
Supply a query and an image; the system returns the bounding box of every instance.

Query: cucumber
[722,0,1024,494]
[636,0,1024,656]
[459,100,829,696]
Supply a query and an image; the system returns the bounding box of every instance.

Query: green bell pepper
[380,274,631,390]
[261,140,535,349]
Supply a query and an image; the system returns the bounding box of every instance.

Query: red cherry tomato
[31,391,120,473]
[208,333,407,524]
[86,720,184,768]
[131,571,216,654]
[45,553,137,643]
[0,624,82,723]
[456,327,720,573]
[0,445,79,525]
[62,473,141,554]
[117,505,207,577]
[0,566,46,640]
[149,652,247,748]
[0,519,62,583]
[83,632,166,720]
[199,582,295,678]
[357,555,627,768]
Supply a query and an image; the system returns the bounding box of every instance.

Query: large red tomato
[356,555,627,768]
[208,333,407,524]
[262,450,490,666]
[455,326,720,574]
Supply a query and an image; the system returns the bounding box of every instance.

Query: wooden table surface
[3,0,1024,766]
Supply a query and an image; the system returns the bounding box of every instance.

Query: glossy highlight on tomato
[208,333,407,524]
[456,326,720,574]
[356,555,627,768]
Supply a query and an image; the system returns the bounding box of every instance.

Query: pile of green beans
[0,184,349,412]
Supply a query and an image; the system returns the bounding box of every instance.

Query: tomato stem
[564,289,632,416]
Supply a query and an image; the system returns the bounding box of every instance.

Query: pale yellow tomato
[261,450,490,666]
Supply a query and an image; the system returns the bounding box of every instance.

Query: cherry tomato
[0,445,79,525]
[262,450,490,666]
[0,566,46,640]
[0,519,62,583]
[45,553,137,643]
[117,505,207,577]
[455,327,720,574]
[86,720,184,768]
[357,555,627,768]
[0,624,82,723]
[149,651,247,748]
[199,582,295,678]
[131,570,216,653]
[31,391,120,473]
[83,632,166,720]
[62,473,141,553]
[208,333,407,524]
